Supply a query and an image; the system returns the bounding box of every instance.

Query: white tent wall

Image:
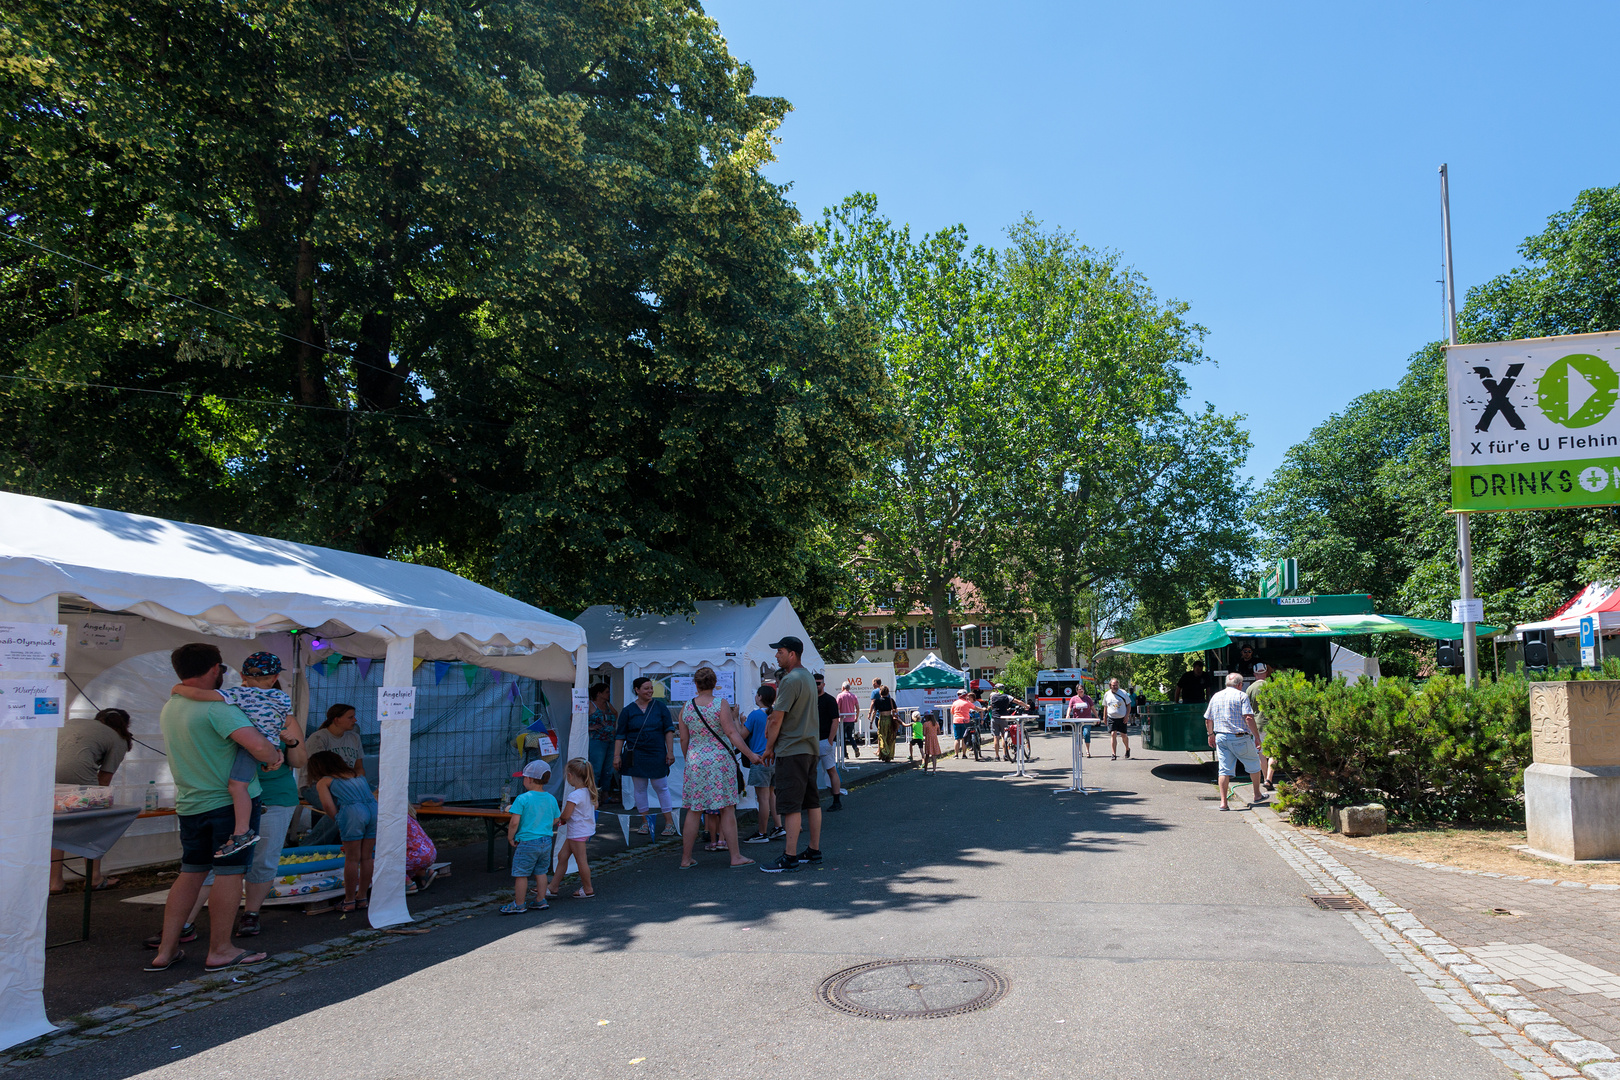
[0,596,62,1050]
[0,492,590,1050]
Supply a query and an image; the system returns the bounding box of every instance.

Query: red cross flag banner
[1448,329,1620,511]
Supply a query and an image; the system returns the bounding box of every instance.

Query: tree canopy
[0,0,886,615]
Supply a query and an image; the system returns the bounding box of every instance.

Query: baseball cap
[521,760,552,781]
[241,651,283,677]
[956,689,967,696]
[767,635,804,655]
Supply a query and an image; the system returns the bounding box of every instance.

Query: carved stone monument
[1525,681,1620,862]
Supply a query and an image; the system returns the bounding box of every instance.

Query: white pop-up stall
[0,492,588,1051]
[574,598,821,808]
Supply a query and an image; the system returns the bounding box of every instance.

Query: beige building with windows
[853,604,1017,680]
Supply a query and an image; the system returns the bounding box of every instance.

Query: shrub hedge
[1256,659,1620,828]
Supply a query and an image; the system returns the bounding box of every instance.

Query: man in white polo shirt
[1204,672,1263,811]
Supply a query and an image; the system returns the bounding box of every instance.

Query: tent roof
[894,652,967,689]
[0,492,585,677]
[1103,605,1503,655]
[575,597,822,672]
[1513,583,1620,637]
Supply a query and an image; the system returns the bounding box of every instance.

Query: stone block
[1552,1040,1619,1064]
[1334,803,1387,837]
[1525,763,1620,862]
[1532,681,1620,767]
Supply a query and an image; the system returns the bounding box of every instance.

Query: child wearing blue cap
[171,650,292,857]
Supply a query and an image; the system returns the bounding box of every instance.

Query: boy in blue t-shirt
[740,685,782,844]
[502,760,559,914]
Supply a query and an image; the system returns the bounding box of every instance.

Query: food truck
[1102,594,1502,753]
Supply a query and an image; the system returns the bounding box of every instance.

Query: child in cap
[170,650,291,857]
[502,760,559,914]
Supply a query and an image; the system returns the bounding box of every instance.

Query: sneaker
[798,848,823,866]
[214,831,260,858]
[760,854,801,874]
[234,912,261,937]
[827,795,844,813]
[768,826,787,840]
[742,832,771,844]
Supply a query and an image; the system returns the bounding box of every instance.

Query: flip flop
[573,889,595,899]
[679,861,699,869]
[143,949,184,972]
[1218,805,1230,811]
[204,950,267,973]
[338,900,357,913]
[92,876,122,891]
[729,858,755,868]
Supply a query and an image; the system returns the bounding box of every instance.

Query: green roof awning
[1103,609,1503,655]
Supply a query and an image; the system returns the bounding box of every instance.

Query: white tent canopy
[1510,583,1620,639]
[576,598,820,810]
[0,492,589,1051]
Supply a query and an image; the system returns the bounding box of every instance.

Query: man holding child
[146,644,283,973]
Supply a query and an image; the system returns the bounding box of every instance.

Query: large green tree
[0,0,886,614]
[1254,183,1620,674]
[810,193,993,669]
[973,220,1254,667]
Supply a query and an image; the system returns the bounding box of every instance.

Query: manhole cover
[818,959,1008,1019]
[1307,894,1370,911]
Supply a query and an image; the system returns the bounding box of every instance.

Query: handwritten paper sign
[571,688,589,719]
[76,620,125,651]
[670,669,736,705]
[0,678,65,729]
[377,686,416,727]
[0,623,67,671]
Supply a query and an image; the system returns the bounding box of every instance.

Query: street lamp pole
[1441,163,1479,689]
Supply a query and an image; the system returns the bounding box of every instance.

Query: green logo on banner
[1537,353,1619,428]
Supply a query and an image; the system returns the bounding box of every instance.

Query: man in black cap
[761,636,822,873]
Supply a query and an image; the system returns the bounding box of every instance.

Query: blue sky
[705,0,1620,485]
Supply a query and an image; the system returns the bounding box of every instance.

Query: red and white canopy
[1512,584,1620,638]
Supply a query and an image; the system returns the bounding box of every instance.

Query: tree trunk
[929,581,958,669]
[1056,616,1073,669]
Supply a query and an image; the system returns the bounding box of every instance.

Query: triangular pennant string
[434,661,450,685]
[323,654,341,677]
[412,657,424,671]
[462,664,479,689]
[356,658,373,680]
[507,681,519,702]
[618,814,631,846]
[494,670,505,683]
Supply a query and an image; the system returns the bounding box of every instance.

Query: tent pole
[0,595,64,1051]
[368,634,416,928]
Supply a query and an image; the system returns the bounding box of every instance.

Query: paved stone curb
[1308,831,1620,892]
[1,763,910,1068]
[1250,814,1620,1080]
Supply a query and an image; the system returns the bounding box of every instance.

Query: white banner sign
[0,623,67,672]
[670,669,736,705]
[1447,329,1620,511]
[0,678,65,729]
[76,620,125,651]
[377,686,417,726]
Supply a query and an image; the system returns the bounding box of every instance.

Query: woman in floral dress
[678,666,753,869]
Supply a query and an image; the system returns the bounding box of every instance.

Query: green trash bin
[1140,702,1210,753]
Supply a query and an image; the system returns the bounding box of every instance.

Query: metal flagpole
[1441,163,1480,688]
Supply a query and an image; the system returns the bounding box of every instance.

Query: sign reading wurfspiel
[1447,329,1620,511]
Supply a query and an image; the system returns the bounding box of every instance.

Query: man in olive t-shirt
[148,644,281,974]
[762,636,821,873]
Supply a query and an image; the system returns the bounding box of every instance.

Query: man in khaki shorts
[761,636,822,873]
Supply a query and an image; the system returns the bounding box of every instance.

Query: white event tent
[1510,583,1620,639]
[575,598,820,807]
[0,492,588,1051]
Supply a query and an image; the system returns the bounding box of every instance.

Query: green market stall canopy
[1101,594,1503,656]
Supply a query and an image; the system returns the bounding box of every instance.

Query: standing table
[50,804,147,946]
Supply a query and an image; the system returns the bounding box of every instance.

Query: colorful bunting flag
[434,661,450,685]
[356,658,373,680]
[323,654,341,677]
[507,681,520,702]
[617,814,631,846]
[412,657,424,672]
[462,663,478,689]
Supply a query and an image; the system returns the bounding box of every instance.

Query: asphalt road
[18,743,1512,1079]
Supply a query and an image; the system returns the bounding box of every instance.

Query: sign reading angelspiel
[1448,329,1620,511]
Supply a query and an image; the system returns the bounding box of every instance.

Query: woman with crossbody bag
[615,676,676,838]
[676,666,754,869]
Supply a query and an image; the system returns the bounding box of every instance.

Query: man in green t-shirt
[761,636,821,874]
[147,644,282,974]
